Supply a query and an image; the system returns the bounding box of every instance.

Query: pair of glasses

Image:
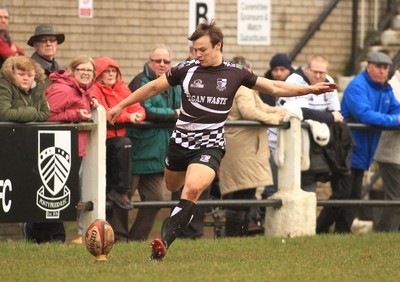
[37,37,57,43]
[150,59,171,64]
[75,68,94,74]
[104,69,117,74]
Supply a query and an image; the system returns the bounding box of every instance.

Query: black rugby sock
[162,199,196,248]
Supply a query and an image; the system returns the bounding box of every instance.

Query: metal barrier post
[265,116,317,237]
[81,106,107,234]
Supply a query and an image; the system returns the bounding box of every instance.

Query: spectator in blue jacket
[339,52,400,233]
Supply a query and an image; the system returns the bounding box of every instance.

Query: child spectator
[0,56,49,121]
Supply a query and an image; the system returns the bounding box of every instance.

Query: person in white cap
[334,52,400,233]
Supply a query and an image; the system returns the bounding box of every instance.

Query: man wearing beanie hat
[28,24,65,80]
[260,53,295,201]
[333,52,400,234]
[267,53,295,81]
[260,53,295,106]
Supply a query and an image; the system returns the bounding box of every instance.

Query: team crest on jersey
[216,78,227,92]
[200,154,211,163]
[190,79,204,88]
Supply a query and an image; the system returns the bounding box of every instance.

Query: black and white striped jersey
[166,60,258,150]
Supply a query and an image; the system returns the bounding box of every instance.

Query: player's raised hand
[311,82,338,94]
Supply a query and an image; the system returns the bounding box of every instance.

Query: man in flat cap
[28,24,65,83]
[332,52,400,233]
[23,23,66,244]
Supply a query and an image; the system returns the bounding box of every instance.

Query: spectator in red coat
[0,5,24,68]
[91,57,145,139]
[91,57,145,214]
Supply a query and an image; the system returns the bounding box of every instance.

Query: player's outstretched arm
[252,77,338,97]
[108,74,170,123]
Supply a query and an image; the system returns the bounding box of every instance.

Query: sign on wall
[237,0,271,45]
[79,0,93,18]
[0,125,79,223]
[189,0,215,36]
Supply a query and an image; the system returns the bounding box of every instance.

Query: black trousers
[223,188,256,237]
[317,168,364,233]
[374,162,400,232]
[25,222,65,243]
[106,137,132,194]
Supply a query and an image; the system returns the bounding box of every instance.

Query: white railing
[80,106,107,234]
[3,105,399,238]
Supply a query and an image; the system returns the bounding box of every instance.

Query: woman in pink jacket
[46,55,97,157]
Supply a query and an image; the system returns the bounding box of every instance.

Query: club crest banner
[0,125,79,223]
[37,130,72,219]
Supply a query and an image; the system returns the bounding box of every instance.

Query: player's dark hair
[188,20,224,52]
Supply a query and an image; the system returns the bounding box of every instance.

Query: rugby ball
[85,219,115,261]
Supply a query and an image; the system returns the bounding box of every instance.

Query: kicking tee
[166,60,258,150]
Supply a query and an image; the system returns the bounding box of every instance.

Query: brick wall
[3,0,386,82]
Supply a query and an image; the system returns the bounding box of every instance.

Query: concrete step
[337,75,355,92]
[360,61,368,71]
[380,29,400,46]
[392,15,400,30]
[369,45,400,58]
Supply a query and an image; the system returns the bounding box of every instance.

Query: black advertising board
[0,124,80,222]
